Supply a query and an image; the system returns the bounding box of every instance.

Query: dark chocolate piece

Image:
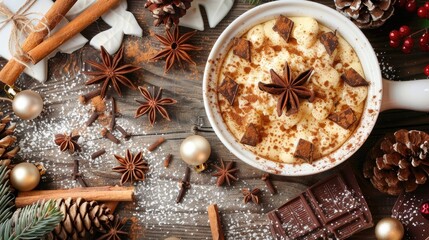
[268,171,373,240]
[218,77,239,105]
[293,139,314,163]
[273,15,294,42]
[392,185,429,240]
[341,68,369,87]
[233,38,251,62]
[328,107,357,129]
[240,123,260,147]
[319,31,338,55]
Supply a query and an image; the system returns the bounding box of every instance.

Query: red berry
[402,45,412,53]
[397,0,406,7]
[424,2,429,10]
[418,6,428,18]
[389,30,401,41]
[399,25,411,37]
[424,65,429,76]
[420,33,429,50]
[403,37,414,48]
[406,0,417,12]
[390,39,400,48]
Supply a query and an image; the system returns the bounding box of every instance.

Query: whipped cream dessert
[217,16,369,164]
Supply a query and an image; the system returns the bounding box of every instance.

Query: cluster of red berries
[391,1,429,76]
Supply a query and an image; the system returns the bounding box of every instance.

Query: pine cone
[0,115,19,166]
[144,0,193,29]
[364,129,429,195]
[50,198,114,240]
[334,0,396,29]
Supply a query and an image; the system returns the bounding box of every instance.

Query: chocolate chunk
[328,107,357,129]
[293,139,314,163]
[233,38,251,62]
[392,185,429,239]
[268,171,373,240]
[218,77,239,105]
[341,68,369,87]
[240,123,260,147]
[319,31,338,55]
[273,15,294,42]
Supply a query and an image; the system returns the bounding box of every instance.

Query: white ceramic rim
[203,0,383,176]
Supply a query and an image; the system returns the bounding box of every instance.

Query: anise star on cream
[212,159,239,186]
[258,62,314,116]
[135,86,177,126]
[152,25,202,72]
[113,149,149,185]
[85,45,141,99]
[54,132,81,153]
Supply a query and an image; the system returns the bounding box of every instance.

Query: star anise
[242,188,261,204]
[54,132,81,153]
[113,149,149,185]
[258,62,314,116]
[152,25,202,72]
[96,215,128,240]
[85,45,141,99]
[135,86,177,126]
[212,159,239,186]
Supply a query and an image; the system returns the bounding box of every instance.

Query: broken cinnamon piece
[208,204,225,240]
[341,68,369,87]
[164,154,172,168]
[240,123,260,147]
[91,148,106,159]
[218,76,239,105]
[293,139,314,163]
[328,107,357,129]
[319,31,338,55]
[148,137,165,152]
[233,38,251,62]
[273,15,294,42]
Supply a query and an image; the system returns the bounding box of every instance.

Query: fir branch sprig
[0,200,62,240]
[0,166,13,223]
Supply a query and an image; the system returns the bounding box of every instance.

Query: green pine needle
[0,200,63,240]
[0,165,13,224]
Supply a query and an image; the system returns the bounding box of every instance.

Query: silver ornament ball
[10,162,41,191]
[180,135,211,165]
[12,90,43,120]
[375,217,404,240]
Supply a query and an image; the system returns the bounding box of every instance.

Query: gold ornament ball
[180,135,211,165]
[10,162,41,191]
[12,90,43,120]
[375,217,404,240]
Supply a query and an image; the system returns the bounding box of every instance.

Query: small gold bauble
[12,90,43,120]
[375,217,404,240]
[180,135,211,166]
[10,162,41,191]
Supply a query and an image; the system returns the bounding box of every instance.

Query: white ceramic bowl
[203,0,429,176]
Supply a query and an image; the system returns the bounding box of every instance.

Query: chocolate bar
[392,185,429,240]
[267,171,373,239]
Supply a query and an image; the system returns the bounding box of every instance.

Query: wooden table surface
[1,0,429,239]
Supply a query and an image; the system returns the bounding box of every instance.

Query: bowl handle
[381,79,429,112]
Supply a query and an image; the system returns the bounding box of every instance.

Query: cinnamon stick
[0,0,77,86]
[148,137,165,152]
[208,204,225,240]
[15,186,134,207]
[28,0,121,64]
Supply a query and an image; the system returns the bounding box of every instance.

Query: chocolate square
[273,15,294,42]
[341,68,369,87]
[240,123,260,147]
[328,107,357,129]
[392,185,429,239]
[268,171,373,240]
[293,138,314,163]
[218,77,239,105]
[233,38,251,62]
[319,31,338,55]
